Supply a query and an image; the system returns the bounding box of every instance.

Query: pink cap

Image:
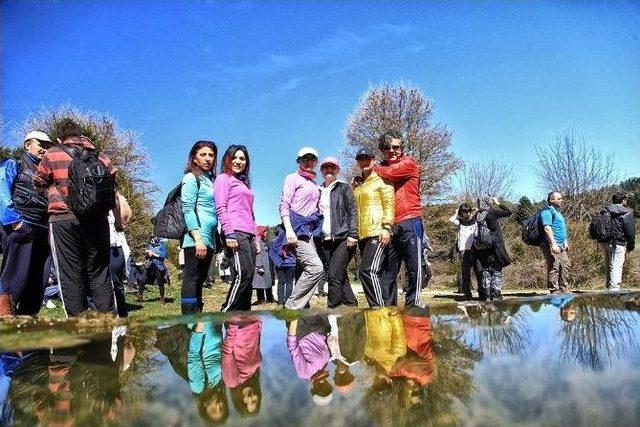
[320,156,340,168]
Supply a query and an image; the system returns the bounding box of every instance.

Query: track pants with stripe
[358,237,388,307]
[221,232,257,312]
[382,217,425,307]
[181,246,214,314]
[49,217,115,317]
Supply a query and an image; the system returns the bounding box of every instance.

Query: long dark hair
[196,383,229,426]
[229,370,262,417]
[185,140,218,178]
[221,144,251,185]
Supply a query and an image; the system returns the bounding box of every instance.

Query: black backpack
[57,144,116,218]
[589,208,614,242]
[522,209,546,246]
[153,180,197,240]
[473,211,493,250]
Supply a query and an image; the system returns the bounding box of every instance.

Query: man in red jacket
[374,132,425,306]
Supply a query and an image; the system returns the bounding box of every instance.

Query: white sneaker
[45,300,56,309]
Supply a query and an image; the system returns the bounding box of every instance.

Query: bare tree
[456,159,514,202]
[343,82,461,201]
[535,129,617,196]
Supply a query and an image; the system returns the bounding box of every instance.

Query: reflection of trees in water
[362,323,481,427]
[462,304,531,357]
[559,295,640,372]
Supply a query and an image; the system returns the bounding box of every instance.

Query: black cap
[355,147,374,160]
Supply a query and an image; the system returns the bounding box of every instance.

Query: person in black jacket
[317,157,359,308]
[0,131,52,316]
[473,195,512,301]
[599,193,635,291]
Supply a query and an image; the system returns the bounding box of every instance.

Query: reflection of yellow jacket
[353,171,395,239]
[363,308,407,373]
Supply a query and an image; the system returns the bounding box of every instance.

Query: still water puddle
[1,292,639,426]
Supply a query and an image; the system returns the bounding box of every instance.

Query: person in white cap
[0,131,52,316]
[317,156,359,308]
[278,147,324,309]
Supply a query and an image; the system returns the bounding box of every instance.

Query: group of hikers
[0,119,636,318]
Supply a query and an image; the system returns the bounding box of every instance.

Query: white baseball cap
[297,147,318,159]
[23,131,52,144]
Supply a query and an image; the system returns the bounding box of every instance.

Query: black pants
[222,232,257,312]
[138,262,167,301]
[460,249,482,299]
[109,246,128,317]
[49,217,115,317]
[0,222,48,315]
[255,288,274,302]
[358,237,388,307]
[320,239,357,308]
[382,218,425,307]
[181,246,214,314]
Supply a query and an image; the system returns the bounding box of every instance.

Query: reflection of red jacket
[389,315,436,386]
[374,156,421,223]
[222,319,262,388]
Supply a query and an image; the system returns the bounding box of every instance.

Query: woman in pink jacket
[213,145,260,312]
[222,313,263,417]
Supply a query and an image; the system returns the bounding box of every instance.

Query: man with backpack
[0,131,52,316]
[596,193,635,291]
[540,191,570,294]
[33,119,120,317]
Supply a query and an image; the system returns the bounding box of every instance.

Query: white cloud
[278,77,303,91]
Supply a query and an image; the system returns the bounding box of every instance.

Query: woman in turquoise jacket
[181,140,218,314]
[187,321,228,425]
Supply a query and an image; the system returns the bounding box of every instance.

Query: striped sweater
[33,137,117,222]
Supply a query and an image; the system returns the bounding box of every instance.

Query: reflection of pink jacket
[222,319,262,388]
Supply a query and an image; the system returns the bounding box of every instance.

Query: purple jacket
[279,171,320,218]
[286,332,330,380]
[213,173,257,237]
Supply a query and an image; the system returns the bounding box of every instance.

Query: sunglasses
[385,144,403,152]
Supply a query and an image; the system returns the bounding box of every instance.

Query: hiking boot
[0,293,12,317]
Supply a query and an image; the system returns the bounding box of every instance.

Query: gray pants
[285,239,324,309]
[599,242,626,290]
[541,244,571,292]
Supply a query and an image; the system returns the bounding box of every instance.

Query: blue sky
[3,0,639,225]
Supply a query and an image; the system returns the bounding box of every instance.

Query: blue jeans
[276,267,295,305]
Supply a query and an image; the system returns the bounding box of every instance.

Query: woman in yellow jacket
[353,148,395,307]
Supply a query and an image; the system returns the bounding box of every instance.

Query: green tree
[514,195,534,223]
[620,177,640,217]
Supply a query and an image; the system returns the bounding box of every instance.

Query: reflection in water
[1,293,639,426]
[462,303,531,356]
[156,314,263,424]
[558,295,640,371]
[3,328,133,426]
